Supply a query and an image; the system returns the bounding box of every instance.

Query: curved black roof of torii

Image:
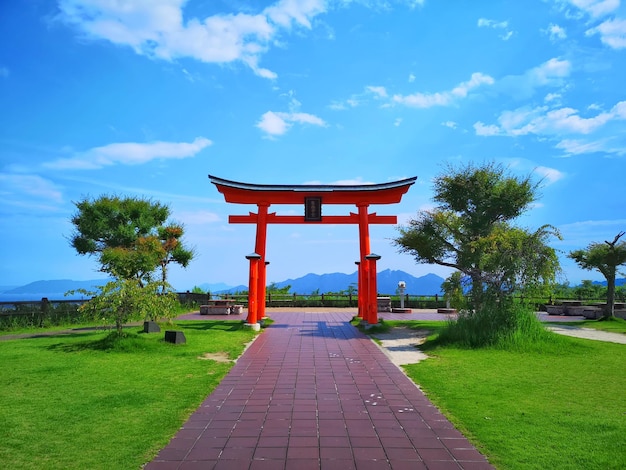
[209,174,417,193]
[209,174,417,205]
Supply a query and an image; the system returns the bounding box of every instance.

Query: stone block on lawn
[165,330,186,344]
[143,321,161,333]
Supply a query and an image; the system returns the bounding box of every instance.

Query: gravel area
[546,325,626,344]
[370,327,430,365]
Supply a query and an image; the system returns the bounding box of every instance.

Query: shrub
[436,301,559,350]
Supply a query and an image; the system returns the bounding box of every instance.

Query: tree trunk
[604,273,616,320]
[161,263,167,293]
[470,275,483,312]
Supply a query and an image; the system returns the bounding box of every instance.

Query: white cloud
[366,86,388,98]
[408,73,416,83]
[555,138,607,154]
[477,101,625,137]
[394,118,402,127]
[405,0,426,8]
[58,0,327,79]
[497,58,571,98]
[525,102,620,135]
[0,173,63,203]
[475,101,626,156]
[393,72,494,108]
[529,58,571,85]
[533,166,565,184]
[586,18,626,49]
[290,112,327,126]
[545,93,562,102]
[329,85,387,110]
[477,18,508,29]
[328,101,350,110]
[545,23,567,41]
[474,121,501,136]
[45,137,212,170]
[256,110,326,137]
[441,121,457,129]
[256,111,289,135]
[477,17,514,40]
[562,0,619,18]
[555,138,626,155]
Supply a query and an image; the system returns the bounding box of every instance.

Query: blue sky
[1,0,625,290]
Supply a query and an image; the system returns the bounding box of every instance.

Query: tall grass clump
[436,302,565,351]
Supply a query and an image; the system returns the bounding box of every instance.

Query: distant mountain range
[270,270,444,295]
[0,270,444,300]
[205,269,445,295]
[593,279,626,287]
[4,273,623,301]
[0,279,111,301]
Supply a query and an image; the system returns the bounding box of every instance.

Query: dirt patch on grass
[371,327,430,365]
[198,352,232,362]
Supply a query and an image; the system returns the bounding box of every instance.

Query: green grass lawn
[402,328,626,469]
[3,316,624,470]
[0,321,257,470]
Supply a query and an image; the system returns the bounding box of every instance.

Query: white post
[398,281,406,309]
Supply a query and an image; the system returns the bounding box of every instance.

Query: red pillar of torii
[209,175,416,328]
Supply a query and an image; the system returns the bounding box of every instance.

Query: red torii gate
[209,175,416,329]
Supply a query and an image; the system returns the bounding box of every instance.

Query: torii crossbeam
[209,175,417,328]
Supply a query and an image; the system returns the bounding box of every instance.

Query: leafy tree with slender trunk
[73,278,178,336]
[394,162,561,311]
[69,196,194,334]
[569,232,626,320]
[69,195,193,284]
[157,224,194,291]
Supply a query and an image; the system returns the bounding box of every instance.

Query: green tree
[69,195,193,284]
[394,162,560,310]
[572,280,604,301]
[441,271,466,310]
[267,283,291,294]
[74,279,178,336]
[157,223,194,290]
[569,232,626,319]
[347,283,357,296]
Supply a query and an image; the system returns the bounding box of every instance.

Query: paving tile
[144,461,181,470]
[289,436,319,447]
[319,446,353,460]
[257,436,289,448]
[213,460,251,470]
[253,446,288,460]
[285,459,321,470]
[250,460,285,470]
[319,435,351,447]
[152,447,189,461]
[384,447,422,461]
[186,446,222,461]
[320,459,356,470]
[418,447,455,461]
[352,446,388,460]
[387,461,427,470]
[147,312,493,470]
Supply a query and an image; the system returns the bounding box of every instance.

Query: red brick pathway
[146,311,494,469]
